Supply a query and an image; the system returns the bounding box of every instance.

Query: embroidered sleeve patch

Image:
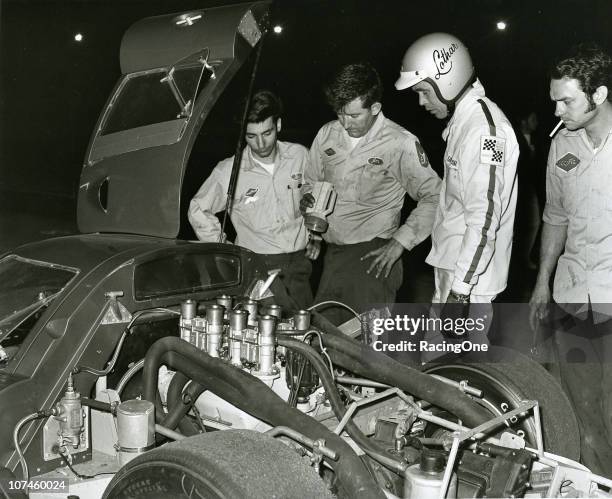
[480,135,506,166]
[555,152,580,172]
[415,141,430,167]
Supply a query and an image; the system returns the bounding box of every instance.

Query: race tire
[423,346,580,460]
[103,429,334,499]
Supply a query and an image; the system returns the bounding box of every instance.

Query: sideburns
[586,94,597,112]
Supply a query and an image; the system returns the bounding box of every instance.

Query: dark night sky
[0,0,611,202]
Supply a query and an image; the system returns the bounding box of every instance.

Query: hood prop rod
[220,28,268,243]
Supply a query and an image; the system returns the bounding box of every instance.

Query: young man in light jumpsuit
[301,62,442,325]
[530,44,612,476]
[189,90,313,308]
[395,33,519,343]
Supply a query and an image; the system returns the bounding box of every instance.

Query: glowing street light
[496,21,507,30]
[74,33,84,42]
[273,25,283,34]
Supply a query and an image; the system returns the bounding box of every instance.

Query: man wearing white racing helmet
[396,33,518,318]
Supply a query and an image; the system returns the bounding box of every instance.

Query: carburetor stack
[169,296,324,429]
[178,296,312,376]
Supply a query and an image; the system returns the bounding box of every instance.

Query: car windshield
[0,256,78,363]
[101,64,213,135]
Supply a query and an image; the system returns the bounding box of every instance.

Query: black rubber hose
[166,372,190,410]
[81,398,113,413]
[330,337,492,427]
[278,337,407,474]
[310,314,491,427]
[151,350,383,498]
[163,381,206,432]
[153,369,206,431]
[150,386,166,424]
[142,337,384,499]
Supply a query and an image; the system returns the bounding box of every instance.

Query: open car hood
[77,2,270,238]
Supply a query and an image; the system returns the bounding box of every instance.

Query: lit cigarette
[549,119,563,137]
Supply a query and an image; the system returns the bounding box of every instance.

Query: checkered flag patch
[480,135,506,167]
[482,138,496,150]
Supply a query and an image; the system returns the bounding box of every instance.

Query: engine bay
[14,292,612,499]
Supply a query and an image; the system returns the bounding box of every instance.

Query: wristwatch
[449,290,470,303]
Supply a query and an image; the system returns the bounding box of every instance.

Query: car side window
[101,66,212,136]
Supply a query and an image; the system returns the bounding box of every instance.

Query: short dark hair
[246,90,283,124]
[551,43,612,106]
[324,62,383,112]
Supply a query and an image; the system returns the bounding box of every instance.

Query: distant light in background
[273,25,283,34]
[74,33,84,42]
[496,21,507,30]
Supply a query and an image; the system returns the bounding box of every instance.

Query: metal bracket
[266,426,338,468]
[334,387,413,435]
[311,438,326,473]
[101,291,132,325]
[429,374,483,398]
[436,400,541,499]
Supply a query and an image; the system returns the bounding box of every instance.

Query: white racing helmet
[395,33,476,106]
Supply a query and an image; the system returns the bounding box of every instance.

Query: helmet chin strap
[424,69,477,119]
[444,69,478,118]
[446,100,456,117]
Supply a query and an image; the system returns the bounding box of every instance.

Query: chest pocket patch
[556,152,580,172]
[242,188,259,205]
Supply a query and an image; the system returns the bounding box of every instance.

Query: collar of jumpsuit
[339,111,386,151]
[362,111,385,143]
[249,147,276,175]
[243,141,295,172]
[561,125,612,152]
[442,79,486,141]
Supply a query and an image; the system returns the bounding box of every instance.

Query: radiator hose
[142,337,384,499]
[311,313,492,427]
[278,336,409,474]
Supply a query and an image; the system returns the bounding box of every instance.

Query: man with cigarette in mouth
[395,33,518,335]
[529,44,612,475]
